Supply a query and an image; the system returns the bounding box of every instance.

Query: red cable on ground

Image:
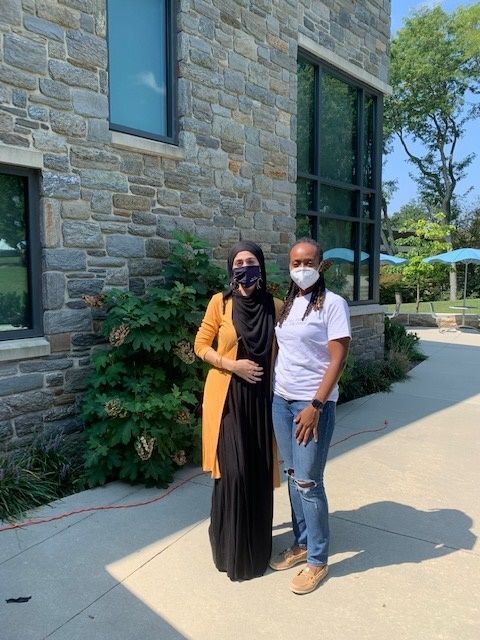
[0,421,389,534]
[330,421,389,448]
[0,470,206,533]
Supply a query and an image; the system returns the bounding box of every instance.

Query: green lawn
[383,298,480,314]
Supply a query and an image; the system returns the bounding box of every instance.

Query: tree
[455,201,480,296]
[398,214,453,311]
[391,200,434,229]
[384,5,480,299]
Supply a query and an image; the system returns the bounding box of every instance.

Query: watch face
[312,399,323,410]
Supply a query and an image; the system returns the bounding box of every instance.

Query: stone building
[0,0,390,449]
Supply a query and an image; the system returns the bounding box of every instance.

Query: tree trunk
[395,291,403,314]
[449,266,457,301]
[416,282,420,313]
[445,232,457,300]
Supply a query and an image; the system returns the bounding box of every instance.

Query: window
[107,0,176,143]
[0,166,42,340]
[297,53,382,303]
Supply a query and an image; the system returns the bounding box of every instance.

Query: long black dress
[209,297,274,581]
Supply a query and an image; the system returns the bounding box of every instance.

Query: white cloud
[136,71,166,96]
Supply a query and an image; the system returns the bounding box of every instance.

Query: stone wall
[390,313,480,331]
[298,0,390,83]
[350,309,385,361]
[0,0,390,450]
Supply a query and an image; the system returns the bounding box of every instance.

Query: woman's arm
[194,295,264,384]
[294,336,351,445]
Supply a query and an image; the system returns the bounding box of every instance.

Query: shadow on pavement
[272,501,476,579]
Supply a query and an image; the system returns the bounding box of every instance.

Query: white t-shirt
[273,290,351,402]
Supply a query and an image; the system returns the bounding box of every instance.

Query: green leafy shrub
[0,434,84,522]
[379,270,414,304]
[81,234,226,488]
[339,357,393,403]
[339,318,426,403]
[384,316,426,362]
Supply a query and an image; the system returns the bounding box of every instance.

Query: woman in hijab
[194,241,283,581]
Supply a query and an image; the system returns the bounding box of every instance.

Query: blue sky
[384,1,479,215]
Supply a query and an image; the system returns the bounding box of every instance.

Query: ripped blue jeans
[272,395,336,566]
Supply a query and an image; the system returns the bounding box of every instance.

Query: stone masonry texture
[0,0,390,450]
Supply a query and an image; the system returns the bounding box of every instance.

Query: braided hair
[277,237,327,327]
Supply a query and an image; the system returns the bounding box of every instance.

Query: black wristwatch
[311,399,324,411]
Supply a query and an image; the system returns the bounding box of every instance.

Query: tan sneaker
[290,565,328,594]
[269,546,307,571]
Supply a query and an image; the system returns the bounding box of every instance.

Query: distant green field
[383,298,480,314]
[0,265,28,295]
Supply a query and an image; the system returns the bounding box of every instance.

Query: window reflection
[319,219,355,301]
[0,172,29,332]
[296,215,315,238]
[297,60,315,175]
[108,0,169,139]
[363,95,375,188]
[296,56,379,302]
[319,73,357,184]
[319,185,356,217]
[360,224,373,300]
[296,178,315,212]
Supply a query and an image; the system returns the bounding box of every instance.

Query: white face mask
[289,266,320,290]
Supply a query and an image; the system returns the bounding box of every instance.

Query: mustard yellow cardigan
[194,292,283,486]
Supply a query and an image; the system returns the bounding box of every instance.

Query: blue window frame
[107,0,177,143]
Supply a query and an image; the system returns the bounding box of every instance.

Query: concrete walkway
[1,328,479,640]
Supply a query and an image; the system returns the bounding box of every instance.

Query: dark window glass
[296,215,315,239]
[296,178,315,212]
[0,172,30,332]
[296,54,381,303]
[108,0,171,141]
[362,193,375,219]
[319,73,357,184]
[360,224,373,300]
[297,60,315,175]
[363,95,375,187]
[319,219,355,301]
[319,185,356,218]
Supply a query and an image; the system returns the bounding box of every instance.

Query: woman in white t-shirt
[269,238,351,595]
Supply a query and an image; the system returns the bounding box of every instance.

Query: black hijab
[224,241,275,362]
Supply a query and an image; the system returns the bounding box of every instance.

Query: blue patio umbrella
[323,247,369,263]
[423,248,480,329]
[379,253,407,266]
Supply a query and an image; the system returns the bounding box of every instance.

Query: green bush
[379,270,414,304]
[0,434,84,522]
[81,234,226,488]
[339,318,426,403]
[384,316,426,362]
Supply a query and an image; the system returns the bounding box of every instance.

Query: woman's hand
[294,406,320,445]
[232,359,264,384]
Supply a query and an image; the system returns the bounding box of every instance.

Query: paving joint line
[0,487,145,567]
